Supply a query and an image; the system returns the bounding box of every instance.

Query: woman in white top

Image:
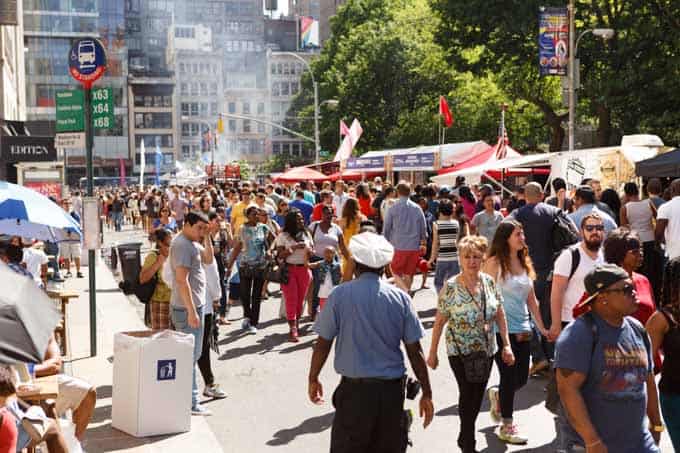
[274,209,313,342]
[621,181,663,301]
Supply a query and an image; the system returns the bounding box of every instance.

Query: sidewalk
[57,253,224,453]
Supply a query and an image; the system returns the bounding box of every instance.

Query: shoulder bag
[134,251,159,304]
[449,278,492,383]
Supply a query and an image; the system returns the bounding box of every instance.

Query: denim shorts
[434,260,460,293]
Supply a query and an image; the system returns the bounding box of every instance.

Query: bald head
[524,182,543,203]
[672,179,680,197]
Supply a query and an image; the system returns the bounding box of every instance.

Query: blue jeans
[112,211,123,231]
[661,392,680,451]
[434,260,459,294]
[309,255,325,313]
[171,304,205,409]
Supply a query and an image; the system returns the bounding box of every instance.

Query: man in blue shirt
[569,186,617,237]
[383,182,427,292]
[289,190,314,226]
[555,264,662,452]
[309,231,434,452]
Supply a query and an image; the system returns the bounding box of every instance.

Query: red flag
[340,120,350,137]
[439,96,453,127]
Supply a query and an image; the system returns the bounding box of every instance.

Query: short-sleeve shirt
[437,273,501,357]
[555,314,658,453]
[238,224,269,266]
[142,251,171,303]
[314,272,425,379]
[657,196,680,259]
[471,210,504,243]
[274,231,312,265]
[22,247,48,285]
[231,201,249,234]
[553,245,604,322]
[169,233,206,309]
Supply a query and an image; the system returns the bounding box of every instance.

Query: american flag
[495,105,509,159]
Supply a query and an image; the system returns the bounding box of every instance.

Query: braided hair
[661,257,680,319]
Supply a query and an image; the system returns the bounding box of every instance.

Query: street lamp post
[568,0,614,152]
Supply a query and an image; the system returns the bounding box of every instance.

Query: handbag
[134,251,159,304]
[450,278,492,384]
[266,256,289,284]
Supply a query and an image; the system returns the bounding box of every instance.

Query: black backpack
[551,209,579,259]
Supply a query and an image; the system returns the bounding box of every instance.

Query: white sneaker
[191,404,213,416]
[247,325,257,335]
[498,424,528,444]
[203,384,227,399]
[241,318,250,330]
[488,387,501,423]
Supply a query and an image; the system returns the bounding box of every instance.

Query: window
[277,63,282,74]
[242,102,250,114]
[182,146,190,158]
[191,123,200,136]
[180,83,188,95]
[282,143,290,154]
[179,63,185,73]
[135,135,173,147]
[200,103,208,116]
[281,83,290,96]
[163,96,172,107]
[243,120,251,133]
[273,143,281,154]
[181,103,190,116]
[257,122,265,133]
[228,102,236,114]
[190,83,198,95]
[190,103,199,116]
[257,102,265,115]
[291,82,299,95]
[137,112,172,129]
[283,63,290,75]
[228,119,236,132]
[182,124,190,137]
[272,82,280,96]
[210,83,217,95]
[135,113,144,128]
[144,96,153,107]
[200,83,207,96]
[210,102,218,115]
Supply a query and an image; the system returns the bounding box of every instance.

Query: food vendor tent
[272,166,328,183]
[635,148,680,178]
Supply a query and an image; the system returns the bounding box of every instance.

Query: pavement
[58,224,673,453]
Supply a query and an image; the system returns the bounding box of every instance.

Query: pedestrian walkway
[57,253,224,453]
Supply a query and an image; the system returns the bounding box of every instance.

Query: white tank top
[625,200,655,242]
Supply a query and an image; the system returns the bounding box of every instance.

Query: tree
[431,0,680,149]
[287,0,549,155]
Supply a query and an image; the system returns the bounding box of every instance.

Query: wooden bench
[17,375,59,453]
[46,290,79,357]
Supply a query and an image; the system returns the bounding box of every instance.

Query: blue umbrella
[0,181,82,242]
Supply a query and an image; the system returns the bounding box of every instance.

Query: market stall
[272,166,328,183]
[636,148,680,178]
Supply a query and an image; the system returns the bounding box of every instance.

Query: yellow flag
[216,118,224,134]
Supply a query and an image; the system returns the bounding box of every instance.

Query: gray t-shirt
[170,233,206,309]
[471,210,503,244]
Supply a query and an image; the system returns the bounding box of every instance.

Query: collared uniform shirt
[383,197,427,251]
[314,273,425,379]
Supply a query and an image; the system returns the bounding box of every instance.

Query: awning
[437,144,521,176]
[361,141,491,167]
[636,148,680,178]
[272,166,328,183]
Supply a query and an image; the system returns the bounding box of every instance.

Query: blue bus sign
[68,38,107,88]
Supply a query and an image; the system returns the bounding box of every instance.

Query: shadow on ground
[266,412,334,446]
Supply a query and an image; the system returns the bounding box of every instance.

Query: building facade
[23,0,129,184]
[126,0,178,175]
[319,0,345,44]
[0,0,26,124]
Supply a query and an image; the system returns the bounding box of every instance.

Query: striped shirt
[436,219,459,262]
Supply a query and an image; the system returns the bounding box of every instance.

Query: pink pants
[319,298,327,311]
[282,265,312,321]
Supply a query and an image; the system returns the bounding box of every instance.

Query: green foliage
[260,153,309,174]
[287,0,551,155]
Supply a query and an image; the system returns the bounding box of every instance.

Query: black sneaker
[76,272,84,278]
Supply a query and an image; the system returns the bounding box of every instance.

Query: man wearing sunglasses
[548,213,606,341]
[555,263,662,452]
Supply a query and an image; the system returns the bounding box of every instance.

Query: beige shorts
[59,242,82,260]
[56,374,92,415]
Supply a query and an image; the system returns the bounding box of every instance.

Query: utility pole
[568,0,575,152]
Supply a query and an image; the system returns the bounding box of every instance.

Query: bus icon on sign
[77,41,96,67]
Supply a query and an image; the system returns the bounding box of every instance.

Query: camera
[405,377,421,400]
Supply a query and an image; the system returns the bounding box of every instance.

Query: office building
[23,0,129,184]
[319,0,345,44]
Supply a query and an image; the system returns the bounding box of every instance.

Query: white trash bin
[112,330,194,437]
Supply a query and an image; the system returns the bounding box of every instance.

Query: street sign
[55,89,84,133]
[91,87,114,129]
[68,38,107,88]
[55,132,86,149]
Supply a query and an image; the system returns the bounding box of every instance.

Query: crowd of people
[3,172,680,452]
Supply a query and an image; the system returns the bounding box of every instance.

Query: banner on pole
[538,6,569,76]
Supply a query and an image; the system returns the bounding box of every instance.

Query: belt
[288,263,306,267]
[341,376,405,385]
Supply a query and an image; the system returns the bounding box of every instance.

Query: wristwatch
[650,423,665,433]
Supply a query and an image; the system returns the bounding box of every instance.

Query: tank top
[624,200,655,243]
[659,308,680,395]
[436,219,459,262]
[498,269,532,333]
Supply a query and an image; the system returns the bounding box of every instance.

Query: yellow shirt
[142,251,171,303]
[231,201,248,234]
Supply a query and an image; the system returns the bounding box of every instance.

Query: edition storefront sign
[0,136,57,162]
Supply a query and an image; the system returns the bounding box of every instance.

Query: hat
[576,263,630,309]
[348,232,394,269]
[438,186,451,197]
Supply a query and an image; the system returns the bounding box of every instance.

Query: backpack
[551,209,579,259]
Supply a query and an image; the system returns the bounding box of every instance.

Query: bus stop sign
[68,38,107,88]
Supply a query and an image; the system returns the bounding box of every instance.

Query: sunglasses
[584,224,605,232]
[603,283,635,297]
